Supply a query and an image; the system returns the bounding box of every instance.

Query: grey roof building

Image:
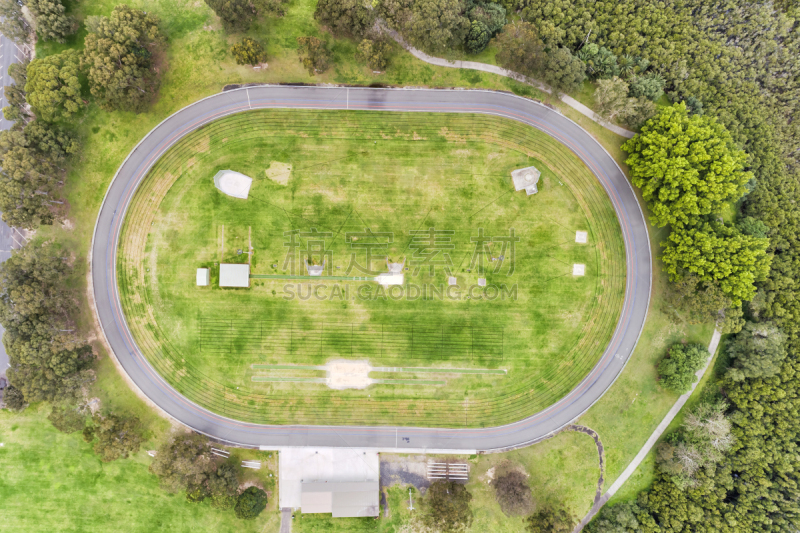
[301,481,379,517]
[511,166,541,195]
[219,263,250,287]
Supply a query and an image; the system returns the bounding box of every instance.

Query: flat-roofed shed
[219,263,250,287]
[301,481,380,517]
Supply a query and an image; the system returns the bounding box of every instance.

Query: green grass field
[117,109,626,427]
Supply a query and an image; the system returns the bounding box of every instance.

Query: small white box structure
[575,231,588,244]
[478,278,487,287]
[448,276,457,286]
[196,268,210,286]
[219,263,250,287]
[213,170,253,199]
[573,264,586,276]
[375,273,404,286]
[511,166,541,195]
[305,259,325,276]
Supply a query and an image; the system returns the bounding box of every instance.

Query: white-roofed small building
[219,263,250,287]
[196,268,210,286]
[213,170,253,199]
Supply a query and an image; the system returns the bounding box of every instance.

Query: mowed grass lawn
[117,110,626,427]
[0,407,280,533]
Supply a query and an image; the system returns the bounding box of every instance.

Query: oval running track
[91,86,651,453]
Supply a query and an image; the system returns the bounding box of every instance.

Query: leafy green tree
[83,413,144,462]
[47,404,86,433]
[665,273,744,334]
[27,0,76,43]
[2,62,30,125]
[623,103,753,229]
[594,76,636,121]
[81,6,163,113]
[230,38,267,66]
[493,470,532,516]
[577,43,618,79]
[204,0,254,33]
[494,21,545,77]
[623,97,657,130]
[235,486,268,519]
[657,343,709,394]
[542,47,585,94]
[296,36,331,75]
[149,432,215,493]
[208,462,240,510]
[525,506,575,532]
[662,222,771,304]
[25,49,83,122]
[726,321,786,381]
[465,20,490,54]
[629,73,665,102]
[381,0,469,53]
[466,1,505,34]
[2,385,26,411]
[313,0,375,38]
[737,216,769,239]
[355,38,391,71]
[423,481,473,532]
[0,0,32,43]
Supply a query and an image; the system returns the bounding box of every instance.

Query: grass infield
[117,109,625,427]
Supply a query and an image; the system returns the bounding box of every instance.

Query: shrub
[493,470,533,516]
[356,39,392,71]
[465,20,490,54]
[422,481,473,532]
[47,405,85,433]
[231,38,267,66]
[235,486,268,520]
[297,36,331,75]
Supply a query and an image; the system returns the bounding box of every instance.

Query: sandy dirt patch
[265,161,292,185]
[326,360,372,389]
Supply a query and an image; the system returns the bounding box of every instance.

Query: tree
[25,49,83,122]
[296,36,331,75]
[209,462,240,510]
[2,385,26,411]
[526,506,575,533]
[662,222,771,304]
[577,43,619,79]
[737,216,769,239]
[81,6,163,113]
[657,343,709,394]
[466,1,505,35]
[235,486,268,519]
[149,432,215,493]
[629,73,665,102]
[204,0,254,33]
[464,20,490,54]
[381,0,470,53]
[493,470,533,516]
[355,38,391,71]
[594,77,636,121]
[623,97,657,130]
[726,321,786,381]
[83,413,144,462]
[542,47,585,94]
[422,481,473,532]
[0,121,77,228]
[0,0,32,43]
[665,273,744,334]
[622,103,753,229]
[494,21,545,77]
[27,0,76,43]
[230,38,267,66]
[2,62,31,125]
[48,404,86,433]
[313,0,375,38]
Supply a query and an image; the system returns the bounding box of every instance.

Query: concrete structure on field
[280,448,380,518]
[196,268,209,286]
[213,170,253,199]
[511,166,541,195]
[219,263,250,287]
[375,258,405,286]
[305,259,325,276]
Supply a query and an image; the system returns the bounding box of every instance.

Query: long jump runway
[91,86,651,453]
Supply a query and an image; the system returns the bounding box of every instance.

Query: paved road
[0,32,26,379]
[91,86,651,452]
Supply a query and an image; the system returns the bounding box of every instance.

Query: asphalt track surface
[91,86,651,452]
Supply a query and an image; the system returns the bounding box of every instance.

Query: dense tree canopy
[234,487,267,519]
[526,506,574,533]
[726,321,786,382]
[314,0,375,38]
[83,413,144,462]
[623,103,752,230]
[0,0,32,43]
[494,21,545,77]
[82,6,163,113]
[466,0,505,34]
[25,49,83,122]
[27,0,76,43]
[204,0,254,33]
[464,20,490,53]
[541,47,585,94]
[423,481,473,532]
[577,43,618,79]
[381,0,470,53]
[2,62,30,126]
